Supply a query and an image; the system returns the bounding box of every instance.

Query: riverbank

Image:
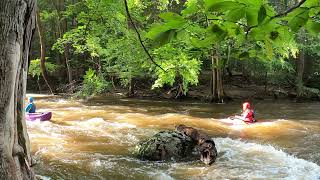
[27,72,320,102]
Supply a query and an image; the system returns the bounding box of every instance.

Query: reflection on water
[26,94,320,179]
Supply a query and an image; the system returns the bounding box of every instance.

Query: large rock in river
[134,124,217,165]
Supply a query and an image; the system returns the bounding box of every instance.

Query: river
[26,94,320,179]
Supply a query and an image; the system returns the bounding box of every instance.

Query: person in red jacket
[233,102,255,123]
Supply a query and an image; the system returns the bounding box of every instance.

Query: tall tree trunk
[216,46,224,103]
[226,45,232,77]
[210,46,224,103]
[264,71,268,93]
[52,0,73,87]
[210,49,217,102]
[0,0,36,179]
[296,28,305,97]
[36,8,54,94]
[64,46,73,85]
[128,77,134,97]
[296,47,305,97]
[60,0,73,86]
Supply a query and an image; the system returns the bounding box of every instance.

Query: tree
[0,0,36,179]
[146,0,320,102]
[36,7,54,94]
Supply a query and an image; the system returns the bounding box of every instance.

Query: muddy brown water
[26,94,320,179]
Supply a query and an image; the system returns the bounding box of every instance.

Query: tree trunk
[36,8,54,94]
[60,0,73,86]
[226,45,232,77]
[296,48,305,97]
[210,46,224,103]
[0,0,36,179]
[296,28,305,97]
[210,49,217,102]
[128,77,134,97]
[64,46,73,84]
[216,46,224,103]
[264,71,268,93]
[52,0,73,87]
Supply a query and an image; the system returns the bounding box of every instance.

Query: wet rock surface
[134,124,217,165]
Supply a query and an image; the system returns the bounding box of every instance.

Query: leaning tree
[0,0,36,179]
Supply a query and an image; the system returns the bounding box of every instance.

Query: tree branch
[270,0,307,20]
[245,0,307,37]
[123,0,165,71]
[36,7,54,94]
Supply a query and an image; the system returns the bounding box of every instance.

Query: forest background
[30,0,320,102]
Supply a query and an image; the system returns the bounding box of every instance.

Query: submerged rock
[134,124,217,165]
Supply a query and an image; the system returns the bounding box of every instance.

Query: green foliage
[258,5,267,24]
[28,58,60,79]
[103,32,150,87]
[77,69,111,97]
[35,0,320,98]
[144,0,320,96]
[53,0,151,90]
[152,43,202,93]
[146,0,302,63]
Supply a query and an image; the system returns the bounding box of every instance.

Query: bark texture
[0,0,36,179]
[210,46,224,103]
[296,28,305,97]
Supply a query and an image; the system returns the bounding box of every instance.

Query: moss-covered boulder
[133,130,196,161]
[134,124,218,165]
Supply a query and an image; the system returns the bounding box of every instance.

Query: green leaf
[302,0,320,7]
[146,24,169,39]
[182,0,198,17]
[204,0,222,10]
[258,5,267,24]
[190,34,218,48]
[286,7,306,17]
[146,17,186,40]
[226,7,246,22]
[155,29,177,46]
[159,12,184,22]
[288,10,309,32]
[246,7,259,26]
[306,20,320,35]
[205,1,242,12]
[249,27,266,40]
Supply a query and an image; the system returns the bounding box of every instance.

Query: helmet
[29,97,34,102]
[242,102,250,109]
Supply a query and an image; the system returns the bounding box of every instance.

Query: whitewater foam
[210,137,320,179]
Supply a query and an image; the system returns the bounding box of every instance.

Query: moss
[133,131,196,161]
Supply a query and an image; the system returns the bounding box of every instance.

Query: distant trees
[31,0,320,100]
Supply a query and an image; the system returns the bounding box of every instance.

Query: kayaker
[25,97,36,113]
[231,102,255,123]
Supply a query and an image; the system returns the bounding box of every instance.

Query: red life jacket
[243,109,255,123]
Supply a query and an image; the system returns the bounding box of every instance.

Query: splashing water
[26,95,320,179]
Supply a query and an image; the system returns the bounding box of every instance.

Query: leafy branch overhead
[146,0,320,60]
[123,0,165,71]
